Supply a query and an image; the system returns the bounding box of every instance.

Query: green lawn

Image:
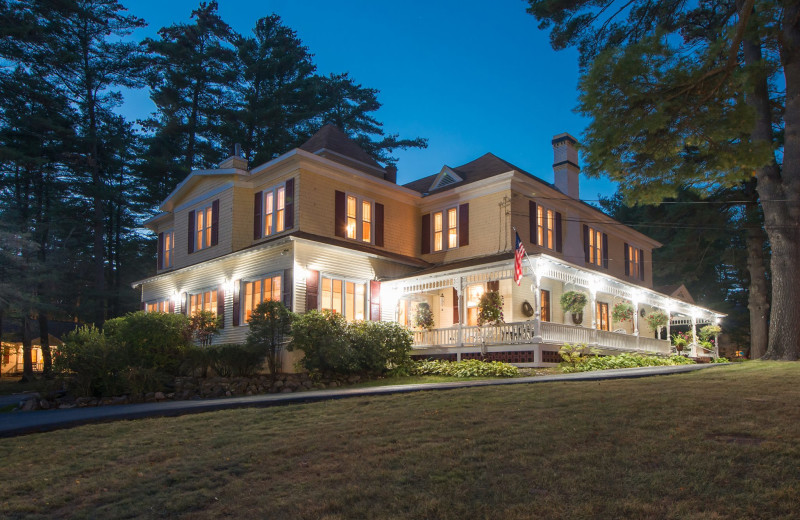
[2,361,799,519]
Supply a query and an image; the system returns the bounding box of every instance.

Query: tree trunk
[39,312,51,378]
[742,183,770,358]
[21,315,33,382]
[744,8,800,360]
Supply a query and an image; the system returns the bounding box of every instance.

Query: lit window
[587,227,603,266]
[344,194,373,243]
[466,284,484,326]
[243,274,282,322]
[627,244,641,277]
[596,302,609,331]
[146,300,170,313]
[537,206,555,250]
[262,184,286,237]
[540,289,551,322]
[320,276,366,321]
[432,206,458,252]
[162,230,174,269]
[189,290,217,316]
[195,205,213,251]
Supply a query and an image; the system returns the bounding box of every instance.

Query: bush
[413,359,519,378]
[559,343,600,371]
[104,311,192,375]
[289,311,414,375]
[207,343,266,377]
[560,350,696,373]
[55,326,127,397]
[246,300,293,379]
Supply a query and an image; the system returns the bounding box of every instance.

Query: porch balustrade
[412,320,671,355]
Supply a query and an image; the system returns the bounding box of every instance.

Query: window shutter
[370,280,381,321]
[188,210,196,254]
[210,199,219,246]
[624,243,630,276]
[602,234,609,269]
[182,292,189,315]
[169,299,175,314]
[217,285,225,328]
[555,212,563,253]
[285,178,295,230]
[487,280,500,292]
[452,287,459,324]
[305,269,319,311]
[157,232,164,269]
[334,190,346,238]
[529,201,538,245]
[639,248,645,281]
[253,191,263,240]
[421,213,431,254]
[283,268,293,310]
[232,281,240,326]
[140,301,145,311]
[375,203,385,247]
[459,203,469,247]
[583,225,589,262]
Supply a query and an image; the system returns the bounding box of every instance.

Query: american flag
[514,232,525,286]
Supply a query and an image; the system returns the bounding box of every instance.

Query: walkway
[0,364,723,438]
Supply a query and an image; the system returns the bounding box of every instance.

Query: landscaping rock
[39,399,51,410]
[154,392,166,401]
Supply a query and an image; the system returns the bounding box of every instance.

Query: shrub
[477,291,504,326]
[55,326,127,397]
[347,320,414,374]
[104,311,192,375]
[187,310,221,347]
[561,351,695,373]
[207,343,266,377]
[611,302,634,323]
[413,359,519,378]
[289,310,355,373]
[246,300,293,380]
[559,343,599,372]
[699,325,722,342]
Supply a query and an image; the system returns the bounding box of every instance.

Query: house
[133,126,723,368]
[1,335,63,375]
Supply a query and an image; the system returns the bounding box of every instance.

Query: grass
[0,376,41,395]
[2,361,799,519]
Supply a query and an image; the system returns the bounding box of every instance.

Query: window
[146,300,170,313]
[433,207,458,252]
[626,244,641,278]
[587,227,603,266]
[243,274,282,322]
[195,205,213,251]
[189,289,217,316]
[596,302,609,331]
[320,276,366,321]
[345,195,373,243]
[161,230,174,269]
[537,206,556,250]
[263,184,286,236]
[466,284,484,326]
[541,289,551,322]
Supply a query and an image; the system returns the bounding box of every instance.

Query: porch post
[589,287,598,347]
[691,314,698,357]
[714,331,719,359]
[666,311,672,343]
[533,283,542,340]
[633,301,640,337]
[457,276,464,348]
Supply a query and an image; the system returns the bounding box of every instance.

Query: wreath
[521,300,534,317]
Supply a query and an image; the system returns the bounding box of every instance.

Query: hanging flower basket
[413,302,434,331]
[612,302,634,323]
[477,291,504,326]
[645,310,668,330]
[559,291,587,314]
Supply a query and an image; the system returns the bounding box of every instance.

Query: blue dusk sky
[121,0,618,201]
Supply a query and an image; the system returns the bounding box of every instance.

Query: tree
[143,0,238,202]
[526,0,798,359]
[246,300,293,381]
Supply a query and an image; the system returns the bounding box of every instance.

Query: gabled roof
[403,153,537,195]
[299,124,387,178]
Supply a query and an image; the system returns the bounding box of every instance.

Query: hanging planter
[560,291,587,325]
[612,302,634,323]
[645,310,668,330]
[477,291,504,326]
[413,302,434,331]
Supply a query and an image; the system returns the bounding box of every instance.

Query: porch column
[691,314,698,357]
[666,311,672,342]
[533,282,542,341]
[457,277,464,347]
[714,331,720,359]
[589,288,598,346]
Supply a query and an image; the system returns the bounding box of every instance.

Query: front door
[596,302,609,331]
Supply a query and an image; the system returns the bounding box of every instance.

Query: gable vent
[430,166,463,191]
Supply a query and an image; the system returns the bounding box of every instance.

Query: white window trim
[241,271,283,323]
[627,243,642,278]
[188,287,218,316]
[431,206,459,252]
[319,274,369,321]
[344,193,375,244]
[145,299,170,313]
[537,205,556,251]
[261,182,287,237]
[162,229,174,269]
[194,204,213,251]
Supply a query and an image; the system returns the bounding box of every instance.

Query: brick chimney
[552,133,580,199]
[218,143,248,170]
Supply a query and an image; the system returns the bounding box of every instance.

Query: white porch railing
[413,320,671,355]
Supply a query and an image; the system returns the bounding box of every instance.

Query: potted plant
[413,302,434,331]
[477,291,504,326]
[560,291,587,325]
[672,332,689,354]
[612,302,634,323]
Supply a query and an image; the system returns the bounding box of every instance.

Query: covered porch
[381,254,723,366]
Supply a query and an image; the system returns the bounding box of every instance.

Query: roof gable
[299,124,386,178]
[429,166,463,190]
